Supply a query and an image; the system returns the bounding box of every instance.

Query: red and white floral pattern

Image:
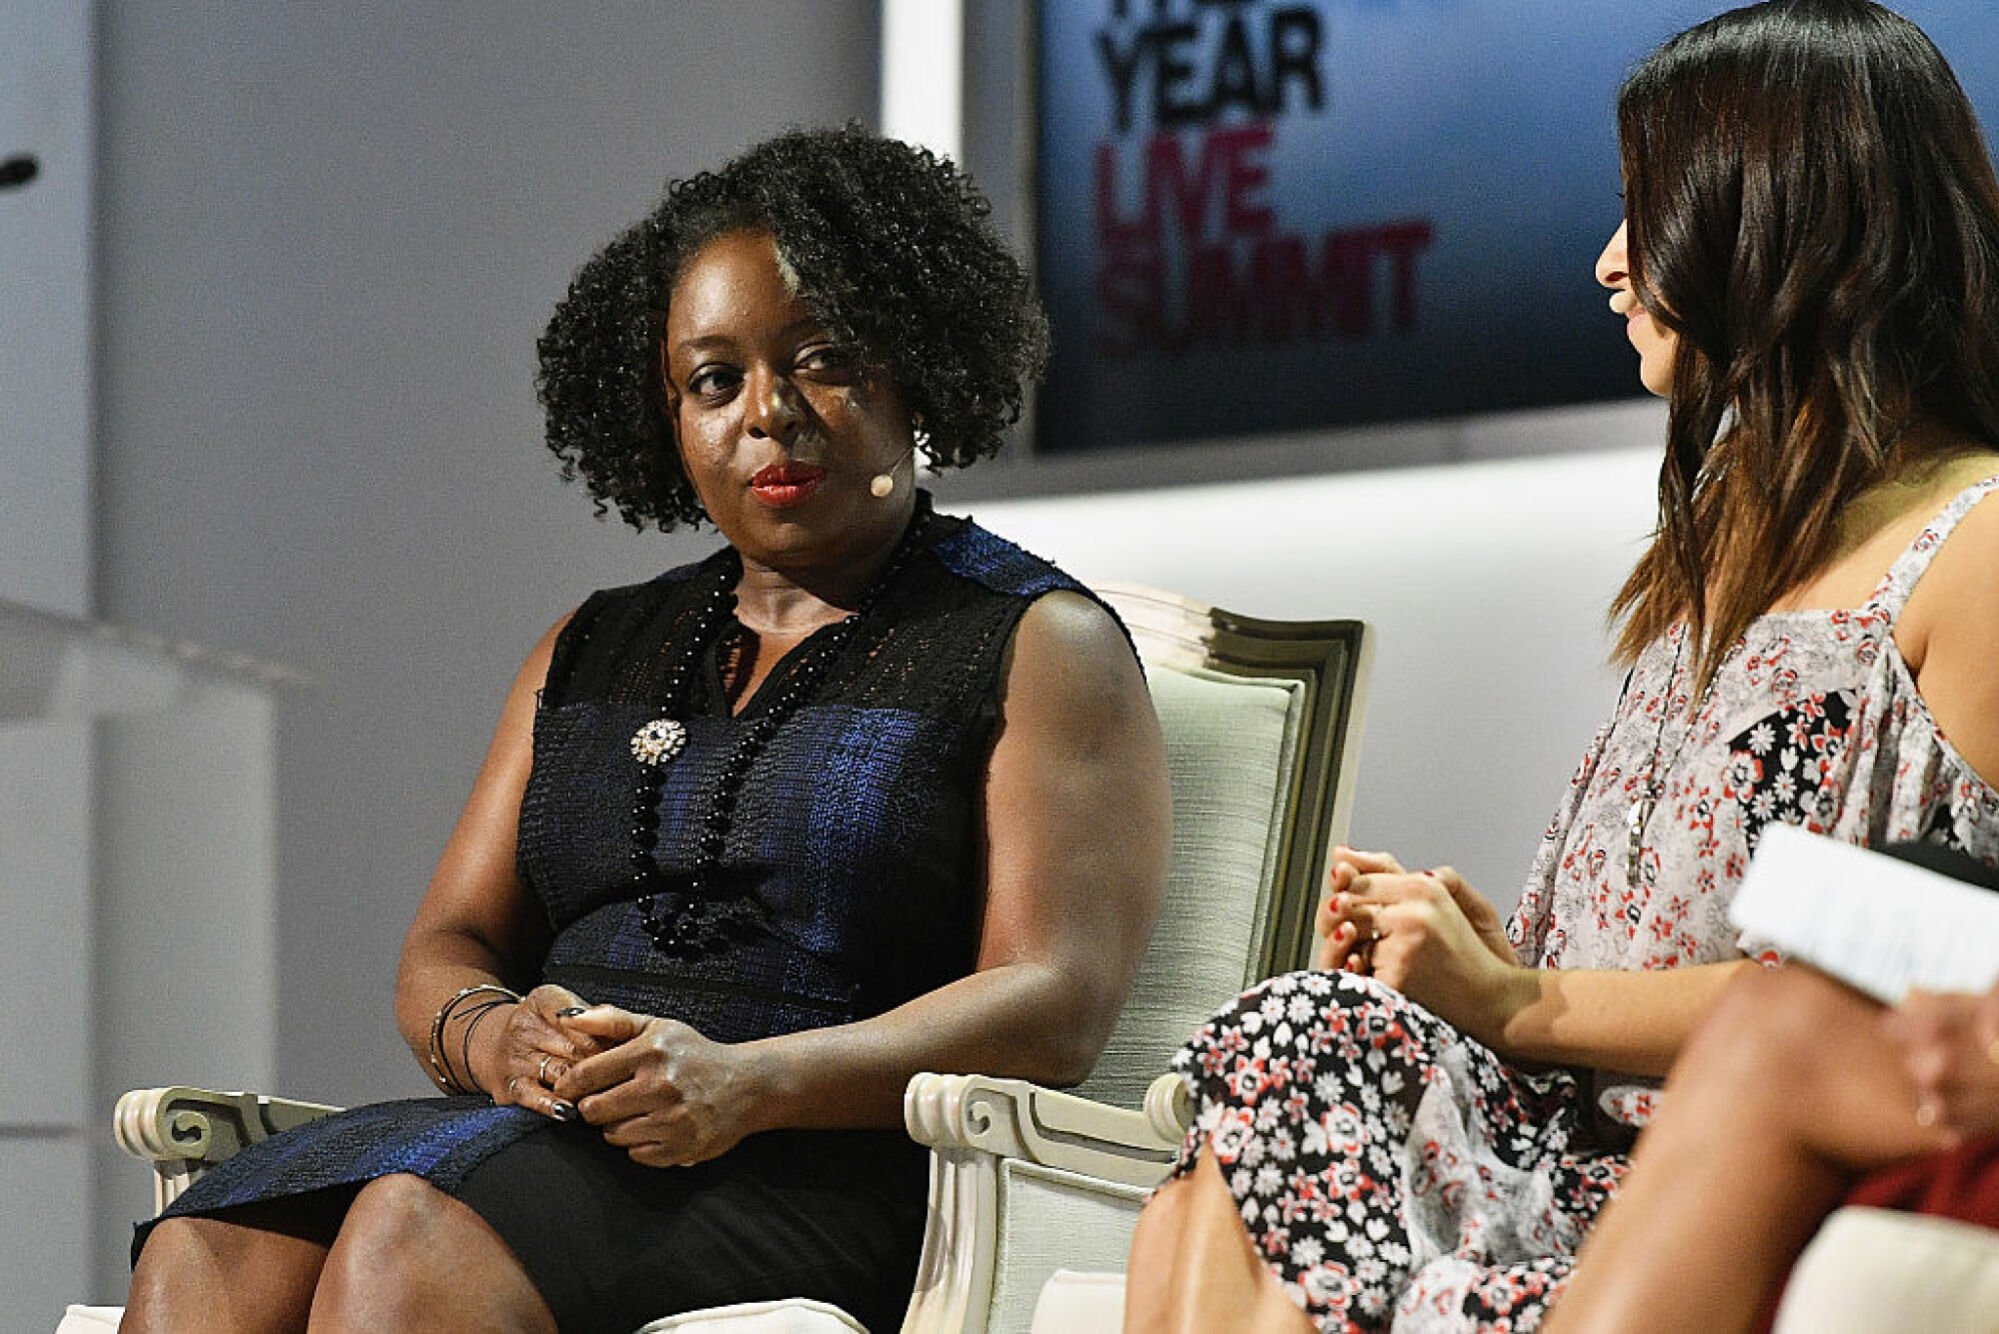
[1173,476,1999,1331]
[1176,972,1624,1331]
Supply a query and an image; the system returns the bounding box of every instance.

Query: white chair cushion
[1775,1206,1999,1334]
[55,1307,123,1333]
[1072,664,1300,1108]
[633,1297,865,1333]
[984,1160,1150,1331]
[1029,1270,1127,1334]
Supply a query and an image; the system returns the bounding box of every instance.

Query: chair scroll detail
[113,1086,339,1214]
[900,1072,1190,1334]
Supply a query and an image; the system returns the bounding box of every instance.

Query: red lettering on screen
[1091,123,1433,357]
[1084,3,1435,360]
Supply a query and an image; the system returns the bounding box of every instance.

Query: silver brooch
[630,718,688,766]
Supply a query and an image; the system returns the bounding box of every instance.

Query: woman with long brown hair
[1123,3,1999,1329]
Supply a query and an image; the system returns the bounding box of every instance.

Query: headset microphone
[870,446,916,498]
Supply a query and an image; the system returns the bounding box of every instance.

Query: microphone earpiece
[870,445,916,499]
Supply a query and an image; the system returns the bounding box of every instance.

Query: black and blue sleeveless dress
[137,500,1108,1330]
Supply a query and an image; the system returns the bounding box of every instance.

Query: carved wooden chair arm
[113,1086,343,1213]
[898,1071,1191,1332]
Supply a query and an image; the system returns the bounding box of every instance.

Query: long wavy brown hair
[1611,0,1999,690]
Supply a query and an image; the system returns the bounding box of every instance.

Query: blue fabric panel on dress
[930,521,1080,599]
[139,1097,542,1257]
[526,695,972,1041]
[733,704,935,949]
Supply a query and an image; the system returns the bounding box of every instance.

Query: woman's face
[663,228,916,576]
[1596,220,1678,398]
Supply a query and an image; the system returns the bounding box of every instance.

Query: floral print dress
[1170,476,1999,1332]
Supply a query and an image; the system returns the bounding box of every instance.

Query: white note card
[1728,824,1999,1004]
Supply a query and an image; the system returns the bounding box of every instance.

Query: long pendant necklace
[627,504,931,958]
[1625,628,1707,889]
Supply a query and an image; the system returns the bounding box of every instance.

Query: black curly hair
[536,124,1050,531]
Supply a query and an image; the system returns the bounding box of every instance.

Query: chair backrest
[1070,584,1370,1108]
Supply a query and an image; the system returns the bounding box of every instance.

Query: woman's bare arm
[393,616,600,1113]
[1484,957,1750,1076]
[1324,860,1749,1077]
[1900,476,1999,789]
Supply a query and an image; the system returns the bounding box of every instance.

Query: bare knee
[1674,965,1869,1103]
[329,1174,455,1263]
[127,1215,323,1333]
[315,1174,552,1333]
[126,1218,206,1323]
[315,1175,456,1304]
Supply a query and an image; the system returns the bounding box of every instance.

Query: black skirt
[455,1122,927,1331]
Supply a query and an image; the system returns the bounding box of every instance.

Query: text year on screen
[1095,3,1325,132]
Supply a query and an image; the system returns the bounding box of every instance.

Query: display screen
[1033,0,1999,454]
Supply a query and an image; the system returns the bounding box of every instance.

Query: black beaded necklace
[627,501,932,958]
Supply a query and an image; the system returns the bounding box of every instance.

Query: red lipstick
[750,461,827,508]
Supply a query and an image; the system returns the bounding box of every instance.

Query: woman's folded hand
[1316,847,1530,1046]
[552,1005,764,1167]
[1882,980,1999,1145]
[476,983,605,1120]
[1317,848,1520,973]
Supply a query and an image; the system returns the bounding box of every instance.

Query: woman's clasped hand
[1886,982,1999,1145]
[1315,846,1525,1043]
[472,986,600,1121]
[545,1006,765,1168]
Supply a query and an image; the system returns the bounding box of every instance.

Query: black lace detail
[540,513,1067,725]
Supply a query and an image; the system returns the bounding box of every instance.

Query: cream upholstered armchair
[896,584,1369,1334]
[71,585,1372,1334]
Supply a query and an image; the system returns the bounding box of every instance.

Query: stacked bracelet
[425,983,521,1095]
[457,997,513,1095]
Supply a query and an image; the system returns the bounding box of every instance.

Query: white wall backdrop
[0,0,91,615]
[940,410,1666,913]
[0,1,95,1324]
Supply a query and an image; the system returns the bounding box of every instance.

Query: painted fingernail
[551,1100,578,1122]
[558,1007,586,1017]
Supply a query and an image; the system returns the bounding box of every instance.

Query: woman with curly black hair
[538,124,1052,533]
[124,125,1170,1332]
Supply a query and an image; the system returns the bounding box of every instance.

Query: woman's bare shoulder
[1899,450,1999,632]
[1899,452,1999,788]
[1002,590,1146,712]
